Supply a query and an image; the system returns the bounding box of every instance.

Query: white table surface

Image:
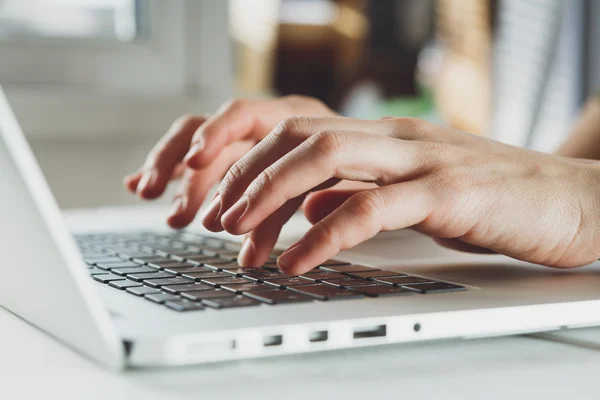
[2,205,600,400]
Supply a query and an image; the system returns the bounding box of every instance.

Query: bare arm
[556,96,600,159]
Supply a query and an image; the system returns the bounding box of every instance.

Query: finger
[124,171,143,193]
[221,131,430,235]
[237,196,306,268]
[184,96,336,170]
[136,115,206,199]
[277,182,433,275]
[433,237,496,254]
[167,140,254,229]
[303,189,362,224]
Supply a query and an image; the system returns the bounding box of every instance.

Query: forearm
[555,96,600,159]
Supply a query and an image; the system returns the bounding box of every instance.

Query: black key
[153,262,195,270]
[131,256,169,264]
[184,255,218,265]
[375,276,433,286]
[162,282,213,294]
[96,261,141,270]
[181,271,230,280]
[88,267,109,275]
[143,277,193,288]
[319,265,379,273]
[164,300,205,312]
[217,250,240,258]
[221,282,274,293]
[263,277,312,288]
[319,259,351,266]
[169,251,201,261]
[181,289,236,301]
[322,277,376,288]
[300,272,347,282]
[201,276,250,286]
[402,282,466,293]
[202,259,239,268]
[111,266,157,276]
[127,271,175,282]
[221,267,261,276]
[93,274,125,283]
[289,284,364,301]
[117,251,151,259]
[353,285,415,297]
[147,261,189,270]
[126,286,161,296]
[83,256,120,265]
[109,280,143,290]
[348,270,406,280]
[242,271,286,282]
[145,293,180,304]
[163,267,209,275]
[244,290,314,305]
[202,296,261,309]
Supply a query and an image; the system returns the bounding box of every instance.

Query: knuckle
[220,98,248,113]
[221,162,245,191]
[173,114,202,129]
[273,116,311,139]
[349,191,385,224]
[391,117,430,139]
[311,130,347,157]
[248,168,277,197]
[314,221,340,249]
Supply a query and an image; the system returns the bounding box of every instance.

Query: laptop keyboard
[75,231,465,312]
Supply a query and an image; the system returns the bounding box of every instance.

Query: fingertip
[123,172,142,193]
[136,170,168,200]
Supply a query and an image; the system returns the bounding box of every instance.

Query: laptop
[2,87,600,371]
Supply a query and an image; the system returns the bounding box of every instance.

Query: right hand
[124,95,336,228]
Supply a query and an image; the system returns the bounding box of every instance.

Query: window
[0,0,143,41]
[0,0,232,138]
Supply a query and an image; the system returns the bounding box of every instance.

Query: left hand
[204,116,600,275]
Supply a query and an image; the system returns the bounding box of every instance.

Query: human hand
[209,116,600,274]
[123,96,335,228]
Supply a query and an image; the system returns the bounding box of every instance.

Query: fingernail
[137,170,156,194]
[277,241,304,271]
[202,194,222,230]
[238,236,255,267]
[184,139,205,163]
[221,196,249,230]
[168,196,186,217]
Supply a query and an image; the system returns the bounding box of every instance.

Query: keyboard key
[145,293,180,304]
[109,280,143,290]
[93,274,126,283]
[127,271,175,282]
[402,282,466,293]
[322,277,376,288]
[181,289,236,301]
[126,286,161,296]
[83,256,121,265]
[164,299,205,312]
[348,270,406,280]
[111,266,157,276]
[143,277,193,288]
[244,290,314,305]
[353,285,415,297]
[242,271,286,282]
[375,276,433,286]
[289,284,364,301]
[202,296,261,309]
[162,282,213,294]
[221,267,266,276]
[169,251,201,261]
[201,276,250,286]
[202,259,240,269]
[263,277,312,288]
[146,261,190,270]
[131,256,168,264]
[299,272,347,282]
[184,255,219,265]
[96,261,140,270]
[163,267,208,275]
[181,271,231,280]
[319,265,378,273]
[319,259,351,266]
[221,282,274,293]
[88,267,110,275]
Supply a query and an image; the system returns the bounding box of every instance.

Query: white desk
[2,206,600,400]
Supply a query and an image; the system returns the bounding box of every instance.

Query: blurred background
[0,0,596,209]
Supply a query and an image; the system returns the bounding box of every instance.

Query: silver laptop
[2,87,600,370]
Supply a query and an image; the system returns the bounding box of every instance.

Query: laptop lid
[0,87,124,370]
